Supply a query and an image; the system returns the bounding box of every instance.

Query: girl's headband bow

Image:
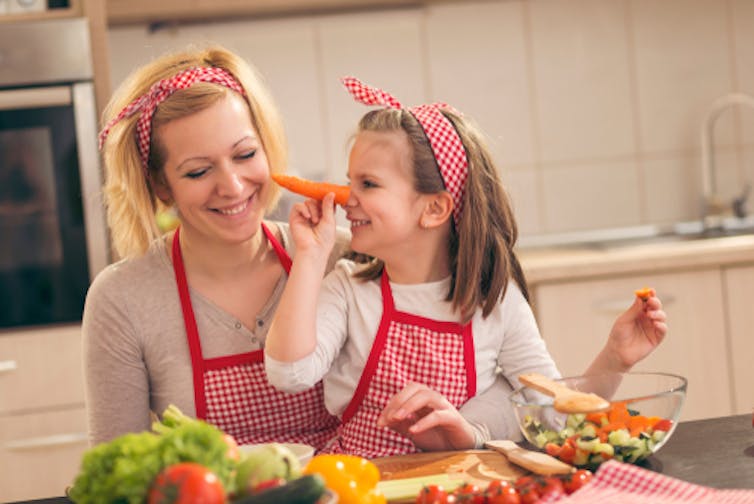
[98,66,246,172]
[341,76,469,225]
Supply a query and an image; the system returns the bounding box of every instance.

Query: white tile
[631,0,733,154]
[731,0,754,148]
[541,160,641,232]
[425,1,536,167]
[643,155,702,224]
[529,0,636,162]
[503,166,544,237]
[317,9,426,183]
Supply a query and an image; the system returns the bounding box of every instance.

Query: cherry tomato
[485,480,521,504]
[563,469,593,495]
[415,484,448,504]
[147,462,226,504]
[517,486,540,504]
[453,482,484,503]
[537,477,565,499]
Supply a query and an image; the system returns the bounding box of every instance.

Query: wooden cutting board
[373,449,527,503]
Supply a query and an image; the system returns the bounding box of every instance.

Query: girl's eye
[361,179,377,189]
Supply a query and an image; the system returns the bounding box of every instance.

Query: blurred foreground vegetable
[68,405,238,503]
[304,454,385,503]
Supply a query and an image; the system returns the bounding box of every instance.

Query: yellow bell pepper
[303,454,385,504]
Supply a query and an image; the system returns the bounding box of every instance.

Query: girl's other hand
[288,192,337,258]
[377,382,475,452]
[604,289,667,371]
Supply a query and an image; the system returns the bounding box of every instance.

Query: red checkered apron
[172,224,339,448]
[326,270,477,458]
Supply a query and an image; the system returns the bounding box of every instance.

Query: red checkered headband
[98,66,246,172]
[341,76,469,226]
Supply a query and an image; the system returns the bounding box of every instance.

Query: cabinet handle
[593,295,676,314]
[0,360,18,373]
[4,432,88,451]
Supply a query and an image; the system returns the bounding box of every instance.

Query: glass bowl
[509,372,687,469]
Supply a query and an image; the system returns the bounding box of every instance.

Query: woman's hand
[589,289,668,374]
[288,192,337,260]
[377,382,476,452]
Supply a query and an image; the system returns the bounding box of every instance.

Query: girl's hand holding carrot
[288,192,338,262]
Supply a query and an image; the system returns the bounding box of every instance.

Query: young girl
[265,77,667,458]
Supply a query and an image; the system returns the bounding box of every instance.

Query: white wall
[107,0,754,239]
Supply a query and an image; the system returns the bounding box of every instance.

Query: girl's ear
[420,191,454,229]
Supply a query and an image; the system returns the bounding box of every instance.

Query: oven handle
[0,86,72,111]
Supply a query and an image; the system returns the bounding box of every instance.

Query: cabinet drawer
[0,325,84,413]
[0,407,88,502]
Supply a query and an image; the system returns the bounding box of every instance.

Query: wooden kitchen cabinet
[0,325,88,502]
[532,268,732,422]
[722,264,754,416]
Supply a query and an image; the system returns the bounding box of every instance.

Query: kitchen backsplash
[107,0,754,240]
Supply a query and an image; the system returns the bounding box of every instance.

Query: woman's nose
[216,165,244,196]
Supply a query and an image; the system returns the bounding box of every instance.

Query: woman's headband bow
[98,66,246,172]
[341,76,469,225]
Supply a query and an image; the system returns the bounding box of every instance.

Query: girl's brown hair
[352,108,529,323]
[100,45,287,259]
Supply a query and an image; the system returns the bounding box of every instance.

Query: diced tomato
[653,418,673,431]
[558,443,576,464]
[544,442,562,458]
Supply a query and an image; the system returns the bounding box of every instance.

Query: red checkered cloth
[549,460,754,503]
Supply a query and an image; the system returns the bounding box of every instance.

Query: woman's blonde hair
[352,108,529,323]
[100,45,287,259]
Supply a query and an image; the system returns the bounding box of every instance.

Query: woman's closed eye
[184,167,210,179]
[237,149,257,161]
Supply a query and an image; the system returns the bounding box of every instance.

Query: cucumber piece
[567,414,586,429]
[607,429,631,447]
[593,442,615,458]
[234,474,327,504]
[576,437,599,452]
[579,424,597,438]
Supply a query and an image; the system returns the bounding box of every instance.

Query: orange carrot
[271,173,350,206]
[634,287,654,301]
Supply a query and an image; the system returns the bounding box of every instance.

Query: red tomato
[485,480,521,504]
[653,419,673,432]
[518,486,540,504]
[453,482,484,503]
[416,484,449,504]
[147,462,226,504]
[537,477,565,499]
[563,469,593,495]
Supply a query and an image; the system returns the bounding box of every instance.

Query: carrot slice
[634,287,654,300]
[271,173,350,206]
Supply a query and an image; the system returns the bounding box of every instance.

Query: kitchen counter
[518,233,754,284]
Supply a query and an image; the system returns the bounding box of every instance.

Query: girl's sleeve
[459,374,523,445]
[81,270,151,446]
[265,262,351,392]
[496,282,562,392]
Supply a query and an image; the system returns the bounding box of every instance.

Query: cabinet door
[722,264,754,415]
[533,268,731,421]
[0,324,85,414]
[0,407,88,502]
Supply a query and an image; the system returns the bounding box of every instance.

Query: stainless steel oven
[0,18,108,328]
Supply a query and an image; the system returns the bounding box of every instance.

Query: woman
[82,46,351,447]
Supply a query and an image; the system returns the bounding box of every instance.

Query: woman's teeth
[350,219,370,227]
[217,200,248,215]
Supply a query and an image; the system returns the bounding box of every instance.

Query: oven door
[0,83,107,328]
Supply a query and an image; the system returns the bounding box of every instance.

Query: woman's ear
[420,191,454,229]
[151,174,173,205]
